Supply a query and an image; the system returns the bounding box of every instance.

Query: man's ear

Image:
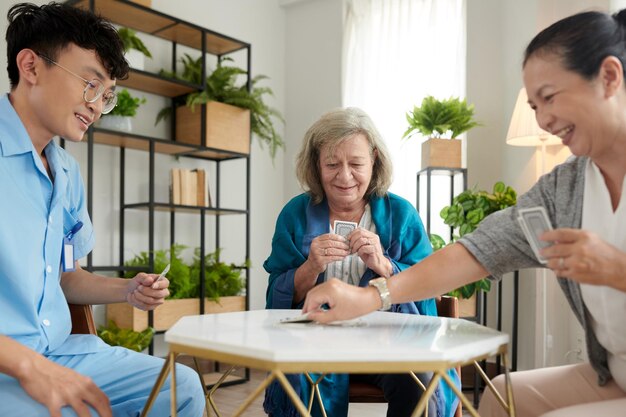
[15,49,40,86]
[599,55,623,98]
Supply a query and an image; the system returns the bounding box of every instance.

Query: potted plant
[97,88,145,132]
[189,247,248,302]
[97,321,154,352]
[106,245,246,332]
[403,96,480,168]
[117,27,152,70]
[431,181,517,313]
[156,54,285,160]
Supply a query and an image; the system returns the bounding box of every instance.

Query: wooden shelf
[118,69,197,97]
[124,202,247,215]
[70,0,249,55]
[87,128,247,160]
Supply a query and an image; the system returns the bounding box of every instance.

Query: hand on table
[302,278,379,323]
[541,228,626,291]
[126,272,171,311]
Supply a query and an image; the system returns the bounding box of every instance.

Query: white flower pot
[125,49,145,70]
[97,115,132,132]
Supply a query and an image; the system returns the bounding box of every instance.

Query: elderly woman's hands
[541,228,626,292]
[349,228,393,277]
[308,233,351,274]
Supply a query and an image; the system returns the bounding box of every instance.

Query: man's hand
[126,272,170,311]
[0,336,111,417]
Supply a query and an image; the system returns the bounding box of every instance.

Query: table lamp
[506,87,561,174]
[506,87,561,368]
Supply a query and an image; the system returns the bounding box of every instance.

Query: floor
[206,369,475,416]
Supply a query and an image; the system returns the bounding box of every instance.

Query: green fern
[156,56,285,161]
[403,96,480,140]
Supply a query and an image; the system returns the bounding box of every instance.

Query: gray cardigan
[459,156,611,386]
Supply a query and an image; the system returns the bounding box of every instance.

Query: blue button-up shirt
[0,94,95,355]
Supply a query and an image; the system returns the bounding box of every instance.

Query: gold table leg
[140,352,176,417]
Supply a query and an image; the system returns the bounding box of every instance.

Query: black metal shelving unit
[66,0,251,388]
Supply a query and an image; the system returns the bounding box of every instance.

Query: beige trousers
[477,363,626,417]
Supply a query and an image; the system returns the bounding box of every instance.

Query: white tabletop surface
[165,310,509,366]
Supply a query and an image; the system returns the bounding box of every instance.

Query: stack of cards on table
[334,220,357,238]
[517,206,553,264]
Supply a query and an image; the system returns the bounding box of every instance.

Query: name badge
[62,236,75,272]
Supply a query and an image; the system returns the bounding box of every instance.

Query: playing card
[333,220,357,238]
[517,207,553,264]
[279,312,314,324]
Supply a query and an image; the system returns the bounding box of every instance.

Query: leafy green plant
[123,244,195,299]
[156,54,285,160]
[403,96,480,140]
[117,27,152,58]
[97,320,154,352]
[189,248,249,302]
[432,181,517,299]
[107,89,146,117]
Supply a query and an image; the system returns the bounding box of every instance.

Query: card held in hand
[517,207,554,264]
[334,220,357,238]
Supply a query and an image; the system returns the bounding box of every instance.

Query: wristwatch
[369,277,392,311]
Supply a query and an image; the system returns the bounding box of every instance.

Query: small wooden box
[106,296,246,331]
[421,138,462,168]
[176,101,250,155]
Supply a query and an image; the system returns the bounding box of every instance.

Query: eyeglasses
[37,53,117,114]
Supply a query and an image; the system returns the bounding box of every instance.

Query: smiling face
[318,133,375,211]
[523,53,625,160]
[31,44,116,142]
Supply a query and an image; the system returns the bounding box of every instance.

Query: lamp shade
[506,88,562,147]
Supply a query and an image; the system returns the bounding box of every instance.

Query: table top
[165,310,508,370]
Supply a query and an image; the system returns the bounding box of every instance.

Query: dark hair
[524,9,626,80]
[6,2,129,88]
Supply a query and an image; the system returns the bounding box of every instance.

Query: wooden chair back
[69,304,97,335]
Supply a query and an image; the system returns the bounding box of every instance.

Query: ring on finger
[559,257,565,269]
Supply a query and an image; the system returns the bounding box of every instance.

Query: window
[343,0,466,214]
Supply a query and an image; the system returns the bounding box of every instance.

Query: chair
[69,303,97,335]
[347,295,463,417]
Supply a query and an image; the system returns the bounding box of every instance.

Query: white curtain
[343,0,466,210]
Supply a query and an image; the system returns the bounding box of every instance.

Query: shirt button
[48,216,53,224]
[46,265,52,273]
[42,319,51,326]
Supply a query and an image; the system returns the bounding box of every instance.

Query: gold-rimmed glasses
[37,53,117,114]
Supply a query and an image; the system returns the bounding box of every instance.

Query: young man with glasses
[0,3,204,416]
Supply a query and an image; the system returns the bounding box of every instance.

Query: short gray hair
[295,107,393,204]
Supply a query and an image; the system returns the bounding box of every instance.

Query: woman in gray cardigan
[302,8,626,417]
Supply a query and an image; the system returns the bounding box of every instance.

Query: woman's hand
[541,228,626,292]
[303,278,380,323]
[307,233,350,275]
[126,273,171,311]
[348,228,392,277]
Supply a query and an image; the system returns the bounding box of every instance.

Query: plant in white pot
[98,89,145,132]
[117,27,152,70]
[403,96,480,168]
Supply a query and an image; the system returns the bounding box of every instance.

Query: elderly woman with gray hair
[263,107,460,417]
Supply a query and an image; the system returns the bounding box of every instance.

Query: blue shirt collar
[0,94,69,173]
